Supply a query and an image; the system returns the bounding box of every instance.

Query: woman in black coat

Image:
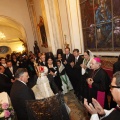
[46,57,62,92]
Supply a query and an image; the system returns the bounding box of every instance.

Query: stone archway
[0,16,28,56]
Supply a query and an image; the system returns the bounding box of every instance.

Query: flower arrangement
[0,102,15,120]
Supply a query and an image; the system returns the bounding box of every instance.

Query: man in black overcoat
[10,68,35,120]
[5,60,18,83]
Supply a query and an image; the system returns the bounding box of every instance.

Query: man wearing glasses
[84,71,120,120]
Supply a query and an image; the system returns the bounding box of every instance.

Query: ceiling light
[0,32,6,39]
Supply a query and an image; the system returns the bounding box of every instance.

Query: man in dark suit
[62,47,75,85]
[0,65,12,95]
[5,60,18,83]
[10,68,35,120]
[0,57,7,68]
[73,49,83,99]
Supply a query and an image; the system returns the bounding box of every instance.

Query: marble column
[40,0,63,54]
[65,0,84,53]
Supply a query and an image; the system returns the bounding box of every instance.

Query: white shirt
[75,56,79,64]
[66,54,69,59]
[90,108,114,120]
[75,56,79,60]
[9,67,13,74]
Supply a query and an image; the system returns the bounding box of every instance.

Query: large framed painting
[80,0,120,51]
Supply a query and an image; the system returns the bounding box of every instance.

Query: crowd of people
[0,47,120,120]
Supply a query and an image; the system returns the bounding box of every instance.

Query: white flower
[0,112,4,118]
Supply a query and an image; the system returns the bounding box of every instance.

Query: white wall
[0,0,35,51]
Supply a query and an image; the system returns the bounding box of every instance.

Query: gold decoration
[64,34,69,48]
[34,61,41,77]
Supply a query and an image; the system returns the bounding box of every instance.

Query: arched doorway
[0,16,27,57]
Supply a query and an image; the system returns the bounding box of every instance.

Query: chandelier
[0,32,6,39]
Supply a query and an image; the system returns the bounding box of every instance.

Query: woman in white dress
[32,66,54,99]
[57,60,73,94]
[32,64,71,114]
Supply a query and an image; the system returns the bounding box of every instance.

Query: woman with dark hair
[80,50,94,101]
[56,53,63,62]
[46,52,56,65]
[57,49,63,54]
[11,54,20,67]
[80,50,94,75]
[46,57,62,92]
[56,49,63,60]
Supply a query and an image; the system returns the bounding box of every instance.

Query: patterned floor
[64,91,90,120]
